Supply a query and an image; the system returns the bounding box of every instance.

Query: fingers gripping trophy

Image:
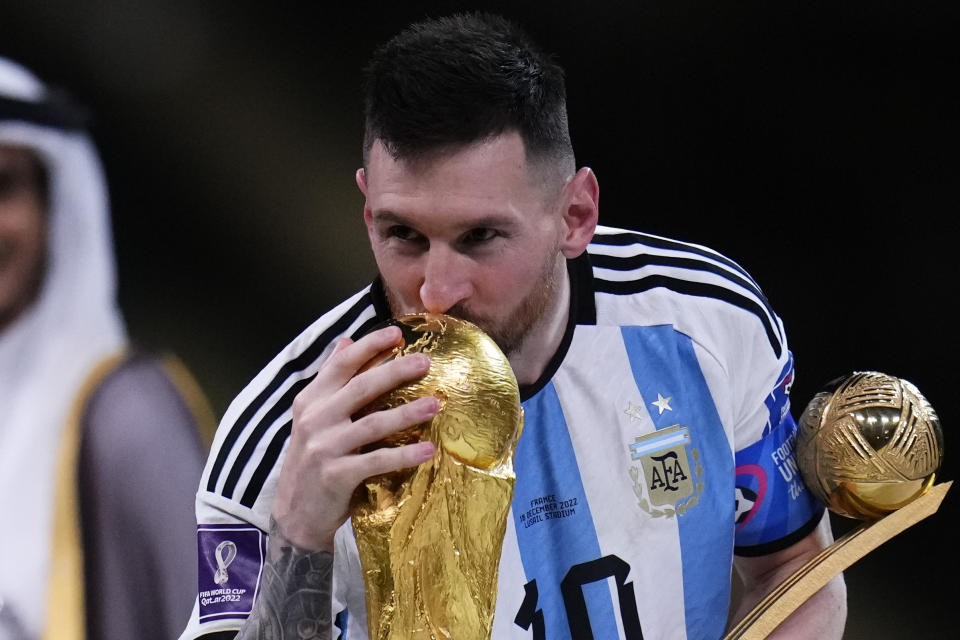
[725,371,949,639]
[351,313,524,640]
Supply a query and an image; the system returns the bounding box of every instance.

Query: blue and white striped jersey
[180,225,821,640]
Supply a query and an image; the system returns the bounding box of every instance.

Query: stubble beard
[384,252,563,358]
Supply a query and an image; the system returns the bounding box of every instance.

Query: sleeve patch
[197,524,267,622]
[734,412,820,548]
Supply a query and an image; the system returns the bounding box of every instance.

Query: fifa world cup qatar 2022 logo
[213,540,238,585]
[197,525,267,622]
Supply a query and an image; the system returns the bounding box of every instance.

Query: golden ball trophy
[351,313,524,640]
[724,371,949,639]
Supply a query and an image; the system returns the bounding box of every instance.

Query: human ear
[356,168,369,196]
[559,167,599,258]
[357,168,376,233]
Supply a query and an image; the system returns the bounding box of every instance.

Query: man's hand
[234,326,439,638]
[272,325,439,552]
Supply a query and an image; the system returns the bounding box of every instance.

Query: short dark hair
[362,13,574,174]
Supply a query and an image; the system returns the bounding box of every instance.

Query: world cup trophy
[350,313,524,640]
[725,371,949,639]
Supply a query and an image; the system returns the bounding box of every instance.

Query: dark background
[4,2,956,637]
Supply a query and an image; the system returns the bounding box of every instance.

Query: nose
[418,246,472,314]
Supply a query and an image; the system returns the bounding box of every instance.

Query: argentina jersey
[496,322,737,640]
[183,225,822,640]
[332,227,820,639]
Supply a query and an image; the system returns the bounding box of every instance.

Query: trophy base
[723,480,952,640]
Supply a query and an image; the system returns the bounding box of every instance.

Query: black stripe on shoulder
[240,420,293,508]
[193,632,239,640]
[589,251,781,343]
[221,376,314,500]
[594,274,783,359]
[734,509,824,557]
[590,230,759,288]
[206,292,373,493]
[351,313,386,341]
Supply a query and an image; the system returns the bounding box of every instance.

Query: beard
[384,252,563,358]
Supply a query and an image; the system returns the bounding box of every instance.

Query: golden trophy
[351,313,524,640]
[724,371,949,639]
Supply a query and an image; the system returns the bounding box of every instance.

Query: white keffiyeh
[0,58,125,638]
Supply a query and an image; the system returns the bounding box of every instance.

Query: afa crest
[627,425,704,517]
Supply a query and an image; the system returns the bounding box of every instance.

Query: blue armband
[734,358,823,553]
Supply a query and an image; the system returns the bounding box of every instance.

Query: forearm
[235,518,334,640]
[731,516,847,639]
[732,572,846,639]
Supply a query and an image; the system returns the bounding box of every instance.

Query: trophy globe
[796,371,944,521]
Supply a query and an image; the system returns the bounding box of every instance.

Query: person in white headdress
[0,57,213,640]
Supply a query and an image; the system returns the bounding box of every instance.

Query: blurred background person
[0,57,213,640]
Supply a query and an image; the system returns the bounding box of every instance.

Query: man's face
[359,132,567,357]
[0,145,46,331]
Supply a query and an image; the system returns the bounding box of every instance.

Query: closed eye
[386,225,428,247]
[458,228,499,247]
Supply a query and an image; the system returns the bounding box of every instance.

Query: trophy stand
[724,481,951,640]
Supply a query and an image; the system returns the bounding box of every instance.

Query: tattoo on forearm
[235,517,334,640]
